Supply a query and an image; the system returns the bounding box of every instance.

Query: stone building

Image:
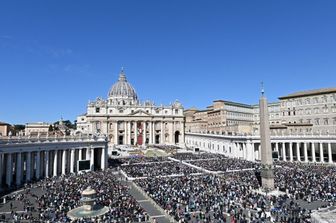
[25,122,50,136]
[77,69,185,147]
[185,100,254,135]
[278,88,336,135]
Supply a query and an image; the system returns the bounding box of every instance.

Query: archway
[174,131,180,144]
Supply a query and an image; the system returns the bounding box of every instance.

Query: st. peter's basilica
[76,69,185,148]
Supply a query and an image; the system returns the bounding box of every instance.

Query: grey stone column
[296,143,301,162]
[6,153,13,187]
[328,142,333,163]
[44,151,49,177]
[127,121,131,145]
[289,142,294,162]
[26,152,32,181]
[53,150,58,177]
[312,142,316,162]
[142,122,147,145]
[149,121,153,144]
[304,142,308,162]
[114,122,118,145]
[134,121,138,145]
[160,122,164,144]
[70,149,75,173]
[90,147,95,171]
[16,153,22,186]
[101,147,106,170]
[282,142,287,161]
[36,152,41,179]
[320,143,324,163]
[62,150,67,175]
[79,148,82,160]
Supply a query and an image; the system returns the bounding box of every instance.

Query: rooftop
[279,87,336,100]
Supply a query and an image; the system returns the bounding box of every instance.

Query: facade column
[282,142,287,161]
[275,142,279,153]
[15,153,22,186]
[36,152,41,179]
[62,150,67,175]
[304,142,308,162]
[289,142,293,162]
[296,142,301,162]
[114,122,118,145]
[160,122,164,144]
[328,142,333,164]
[320,143,324,163]
[149,121,153,144]
[53,150,58,177]
[86,148,90,160]
[134,121,138,145]
[6,153,13,187]
[70,149,75,173]
[101,147,106,170]
[45,151,49,177]
[127,121,131,145]
[142,121,146,145]
[257,144,261,160]
[181,121,185,145]
[79,148,82,160]
[90,147,95,171]
[170,122,174,144]
[312,142,316,162]
[26,152,31,181]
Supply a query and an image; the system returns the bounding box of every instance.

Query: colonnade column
[62,150,66,175]
[328,142,333,163]
[79,148,82,161]
[282,142,287,161]
[289,142,293,162]
[312,142,316,162]
[320,143,324,163]
[36,152,41,179]
[296,143,301,162]
[304,142,308,162]
[26,152,31,181]
[15,153,22,185]
[70,149,75,173]
[170,122,174,144]
[45,151,49,177]
[6,153,12,187]
[53,151,58,177]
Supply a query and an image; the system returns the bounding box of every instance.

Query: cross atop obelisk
[259,82,275,190]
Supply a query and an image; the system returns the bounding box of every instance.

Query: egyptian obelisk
[259,84,275,190]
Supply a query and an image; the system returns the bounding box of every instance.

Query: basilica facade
[76,70,185,147]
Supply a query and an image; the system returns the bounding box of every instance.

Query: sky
[1,0,336,124]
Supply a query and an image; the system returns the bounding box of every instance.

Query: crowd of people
[121,161,201,178]
[172,152,227,161]
[189,158,259,172]
[2,169,149,222]
[136,172,314,222]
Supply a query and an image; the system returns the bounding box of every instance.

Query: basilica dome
[108,70,138,104]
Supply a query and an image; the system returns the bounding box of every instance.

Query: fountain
[67,186,109,220]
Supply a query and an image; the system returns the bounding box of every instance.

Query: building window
[315,118,320,125]
[96,107,100,113]
[324,118,329,125]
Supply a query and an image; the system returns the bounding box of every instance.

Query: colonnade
[185,133,336,164]
[111,120,184,146]
[0,146,107,189]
